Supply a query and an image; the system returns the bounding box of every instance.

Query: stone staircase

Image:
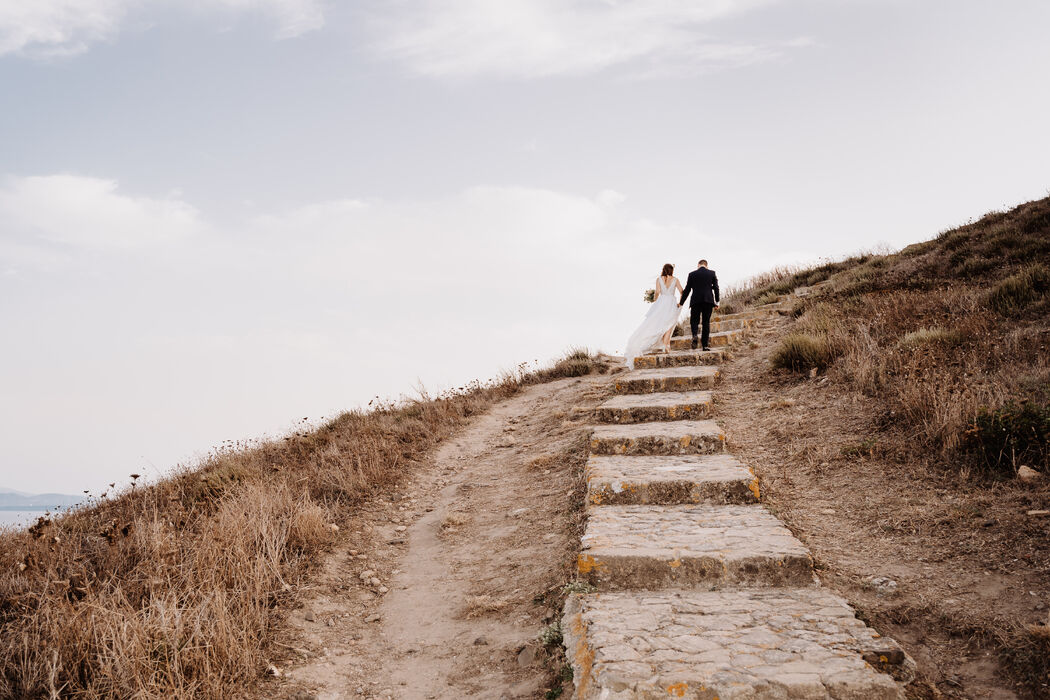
[563,328,915,698]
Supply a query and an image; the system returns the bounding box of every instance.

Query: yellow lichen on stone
[748,478,760,499]
[578,554,606,574]
[668,557,682,569]
[666,682,688,697]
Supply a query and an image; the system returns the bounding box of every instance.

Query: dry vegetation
[0,350,610,699]
[722,195,1050,696]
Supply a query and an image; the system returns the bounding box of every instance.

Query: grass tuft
[963,402,1050,478]
[987,263,1050,316]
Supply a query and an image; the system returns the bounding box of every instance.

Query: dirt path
[265,375,610,700]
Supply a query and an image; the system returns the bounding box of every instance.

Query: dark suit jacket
[680,267,719,307]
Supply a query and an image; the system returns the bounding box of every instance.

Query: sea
[0,510,48,529]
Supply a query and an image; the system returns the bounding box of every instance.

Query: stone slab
[578,504,814,589]
[563,588,914,700]
[613,366,719,394]
[586,455,759,506]
[671,330,741,350]
[596,391,714,424]
[714,310,775,322]
[634,349,724,370]
[589,420,725,456]
[710,317,754,332]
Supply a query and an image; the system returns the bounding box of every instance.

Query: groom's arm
[712,272,720,305]
[680,277,692,306]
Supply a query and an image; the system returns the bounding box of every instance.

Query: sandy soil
[717,317,1050,699]
[260,374,610,700]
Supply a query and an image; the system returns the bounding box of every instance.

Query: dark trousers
[690,303,715,349]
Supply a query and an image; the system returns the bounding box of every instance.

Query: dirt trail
[266,375,609,700]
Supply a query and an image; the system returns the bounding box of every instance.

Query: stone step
[595,391,713,424]
[562,588,915,700]
[577,504,814,590]
[794,280,832,297]
[634,348,724,369]
[670,330,741,350]
[714,309,777,322]
[589,420,725,456]
[613,366,719,394]
[676,317,754,334]
[586,454,759,506]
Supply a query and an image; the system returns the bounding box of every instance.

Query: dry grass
[463,594,510,618]
[0,349,607,699]
[725,194,1050,694]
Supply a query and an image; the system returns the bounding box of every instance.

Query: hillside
[711,196,1050,697]
[0,352,614,699]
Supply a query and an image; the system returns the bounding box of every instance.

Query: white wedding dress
[624,277,682,369]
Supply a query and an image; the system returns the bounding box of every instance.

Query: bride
[624,263,684,368]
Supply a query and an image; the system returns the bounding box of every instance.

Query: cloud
[0,0,325,57]
[0,174,204,252]
[366,0,799,79]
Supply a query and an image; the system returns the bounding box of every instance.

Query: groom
[679,259,720,351]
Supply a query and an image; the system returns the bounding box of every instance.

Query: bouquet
[643,289,656,303]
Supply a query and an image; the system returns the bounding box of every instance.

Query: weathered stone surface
[613,366,719,394]
[586,455,759,506]
[562,588,914,700]
[710,317,754,332]
[634,349,725,369]
[671,330,741,350]
[589,420,725,456]
[578,505,814,589]
[713,309,778,322]
[596,391,714,424]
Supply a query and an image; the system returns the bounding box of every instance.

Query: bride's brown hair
[661,263,674,277]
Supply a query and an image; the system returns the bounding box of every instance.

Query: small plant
[841,438,878,458]
[963,402,1050,477]
[898,326,964,349]
[561,581,596,596]
[643,289,655,303]
[754,291,779,306]
[771,333,838,372]
[538,621,563,647]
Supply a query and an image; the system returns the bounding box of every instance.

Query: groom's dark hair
[698,259,708,267]
[661,263,674,276]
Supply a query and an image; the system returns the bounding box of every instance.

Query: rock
[265,663,281,677]
[378,586,389,594]
[304,611,316,622]
[863,576,898,595]
[808,367,818,379]
[366,613,382,622]
[516,645,538,667]
[1028,510,1050,517]
[1018,465,1042,482]
[359,570,376,580]
[369,577,382,587]
[474,636,489,645]
[394,525,407,532]
[329,523,339,532]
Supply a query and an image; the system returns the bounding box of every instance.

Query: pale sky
[1,0,1048,494]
